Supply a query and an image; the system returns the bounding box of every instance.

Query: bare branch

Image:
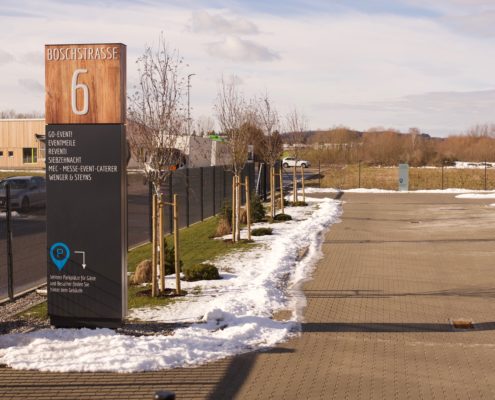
[127,33,187,194]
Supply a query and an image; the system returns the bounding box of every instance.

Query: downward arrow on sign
[74,251,86,269]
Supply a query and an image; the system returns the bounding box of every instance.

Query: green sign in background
[399,164,409,191]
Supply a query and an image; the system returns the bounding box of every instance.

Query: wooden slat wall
[0,119,45,169]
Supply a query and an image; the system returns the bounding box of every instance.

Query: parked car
[0,176,46,212]
[282,157,311,168]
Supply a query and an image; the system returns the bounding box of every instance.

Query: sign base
[50,316,122,329]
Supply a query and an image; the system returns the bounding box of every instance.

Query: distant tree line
[296,125,495,166]
[0,109,44,119]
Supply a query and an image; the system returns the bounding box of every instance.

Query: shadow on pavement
[207,347,295,400]
[302,321,495,333]
[304,288,495,299]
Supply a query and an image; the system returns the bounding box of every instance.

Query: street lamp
[187,73,196,135]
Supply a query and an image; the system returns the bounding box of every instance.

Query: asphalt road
[280,167,319,187]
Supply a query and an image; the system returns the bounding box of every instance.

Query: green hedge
[251,227,273,236]
[183,263,221,282]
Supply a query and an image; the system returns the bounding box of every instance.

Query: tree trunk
[279,167,284,214]
[301,166,305,203]
[235,174,241,241]
[293,164,297,202]
[232,175,236,242]
[270,164,275,218]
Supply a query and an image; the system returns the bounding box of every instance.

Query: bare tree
[215,75,252,242]
[285,108,307,202]
[127,34,187,296]
[0,109,44,119]
[255,94,283,218]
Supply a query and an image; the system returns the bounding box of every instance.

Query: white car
[282,157,311,168]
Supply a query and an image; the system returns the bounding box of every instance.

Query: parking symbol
[50,242,70,271]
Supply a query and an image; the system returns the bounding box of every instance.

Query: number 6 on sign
[71,69,89,115]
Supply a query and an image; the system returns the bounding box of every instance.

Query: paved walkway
[1,193,495,399]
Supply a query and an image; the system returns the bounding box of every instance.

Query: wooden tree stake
[159,194,165,293]
[232,175,236,242]
[236,175,241,241]
[293,164,297,202]
[151,193,157,297]
[270,165,275,218]
[301,165,306,203]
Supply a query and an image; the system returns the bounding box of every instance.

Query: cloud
[0,49,14,65]
[441,11,495,37]
[191,10,259,35]
[18,51,43,65]
[207,36,279,62]
[402,0,495,36]
[314,90,495,135]
[18,79,43,93]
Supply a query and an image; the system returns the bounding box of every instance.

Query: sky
[1,0,495,137]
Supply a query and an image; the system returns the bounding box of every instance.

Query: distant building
[175,135,231,168]
[0,119,45,169]
[0,119,230,171]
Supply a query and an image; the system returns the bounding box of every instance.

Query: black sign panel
[46,124,127,328]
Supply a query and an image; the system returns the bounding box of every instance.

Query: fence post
[149,181,153,242]
[358,160,361,189]
[484,161,487,191]
[263,163,268,201]
[245,175,251,241]
[441,163,444,190]
[319,160,321,188]
[173,194,181,296]
[279,167,285,214]
[212,167,216,214]
[169,175,173,232]
[6,183,14,301]
[222,167,226,201]
[200,167,204,221]
[186,168,190,227]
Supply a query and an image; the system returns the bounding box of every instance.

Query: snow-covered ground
[304,187,495,194]
[455,193,495,199]
[0,195,341,373]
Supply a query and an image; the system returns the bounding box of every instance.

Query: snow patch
[0,196,341,372]
[456,193,495,199]
[304,187,493,194]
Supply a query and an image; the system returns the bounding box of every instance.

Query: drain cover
[451,319,474,329]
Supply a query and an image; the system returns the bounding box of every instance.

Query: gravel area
[0,290,49,334]
[0,290,187,336]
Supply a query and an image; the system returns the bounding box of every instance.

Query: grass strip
[20,216,255,319]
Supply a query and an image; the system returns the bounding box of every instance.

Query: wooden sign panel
[45,43,126,124]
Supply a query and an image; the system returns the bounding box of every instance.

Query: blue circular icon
[50,242,70,271]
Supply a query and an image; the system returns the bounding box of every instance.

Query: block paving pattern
[1,193,495,399]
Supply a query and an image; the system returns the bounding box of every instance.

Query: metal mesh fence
[159,164,257,233]
[127,172,151,248]
[0,164,267,301]
[0,203,46,300]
